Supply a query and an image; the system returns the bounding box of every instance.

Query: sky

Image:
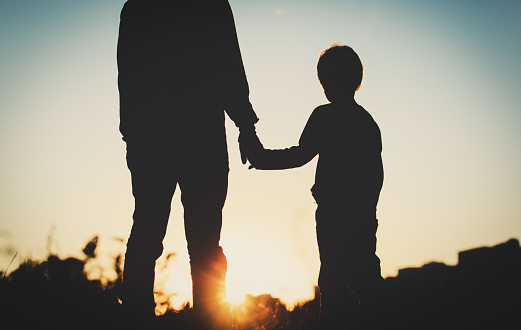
[1,0,520,309]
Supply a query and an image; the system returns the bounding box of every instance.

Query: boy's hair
[317,44,363,94]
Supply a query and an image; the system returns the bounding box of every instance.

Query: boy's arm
[240,129,317,170]
[241,106,324,170]
[253,145,317,170]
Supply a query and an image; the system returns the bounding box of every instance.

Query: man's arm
[211,0,258,128]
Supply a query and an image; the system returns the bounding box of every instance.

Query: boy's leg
[347,217,386,329]
[316,205,386,329]
[316,205,351,329]
[180,162,231,329]
[123,141,179,325]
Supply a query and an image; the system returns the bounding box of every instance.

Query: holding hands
[239,126,264,168]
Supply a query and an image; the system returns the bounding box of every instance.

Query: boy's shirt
[252,102,383,215]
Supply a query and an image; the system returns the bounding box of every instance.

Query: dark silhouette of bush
[0,236,122,330]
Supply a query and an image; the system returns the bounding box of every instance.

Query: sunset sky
[1,0,520,309]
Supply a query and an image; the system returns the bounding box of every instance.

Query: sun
[221,230,317,310]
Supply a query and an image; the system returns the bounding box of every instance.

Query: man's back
[117,0,257,141]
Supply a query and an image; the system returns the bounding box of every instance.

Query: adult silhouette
[117,0,258,328]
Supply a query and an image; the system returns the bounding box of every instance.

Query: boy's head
[317,44,363,103]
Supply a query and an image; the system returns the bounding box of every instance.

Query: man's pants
[122,140,230,324]
[315,205,385,329]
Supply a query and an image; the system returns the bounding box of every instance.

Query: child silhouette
[240,44,385,329]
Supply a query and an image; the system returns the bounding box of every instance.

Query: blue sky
[1,0,520,308]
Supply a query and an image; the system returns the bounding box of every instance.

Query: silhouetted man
[117,0,258,328]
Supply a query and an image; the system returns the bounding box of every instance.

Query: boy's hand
[239,125,263,166]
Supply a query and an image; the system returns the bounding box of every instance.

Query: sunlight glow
[222,232,316,309]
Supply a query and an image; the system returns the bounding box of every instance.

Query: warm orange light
[221,230,316,310]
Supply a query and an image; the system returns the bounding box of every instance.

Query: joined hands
[239,125,264,169]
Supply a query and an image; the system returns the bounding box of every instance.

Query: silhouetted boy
[117,0,258,329]
[241,44,385,329]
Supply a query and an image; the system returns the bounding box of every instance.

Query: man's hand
[239,125,263,166]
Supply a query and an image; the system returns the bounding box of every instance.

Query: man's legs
[180,162,231,329]
[122,141,178,323]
